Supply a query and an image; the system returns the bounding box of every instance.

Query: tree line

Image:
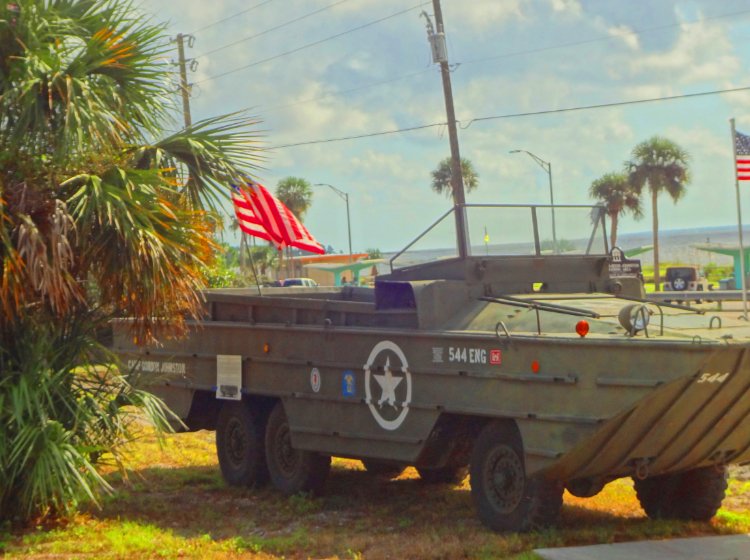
[589,136,690,291]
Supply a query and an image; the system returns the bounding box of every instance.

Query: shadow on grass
[75,461,744,560]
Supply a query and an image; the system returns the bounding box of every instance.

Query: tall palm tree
[627,136,690,291]
[276,176,313,218]
[275,177,313,277]
[431,157,479,200]
[589,172,643,249]
[0,0,262,520]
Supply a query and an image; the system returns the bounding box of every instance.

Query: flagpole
[244,234,263,296]
[731,118,749,320]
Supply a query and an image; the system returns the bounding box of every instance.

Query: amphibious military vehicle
[114,203,750,532]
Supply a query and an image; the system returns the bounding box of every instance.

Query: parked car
[282,277,319,287]
[663,266,711,292]
[663,266,712,304]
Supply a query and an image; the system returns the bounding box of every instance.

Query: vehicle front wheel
[216,401,269,487]
[634,466,727,521]
[265,402,331,495]
[470,421,563,532]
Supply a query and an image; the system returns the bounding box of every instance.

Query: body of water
[381,225,747,272]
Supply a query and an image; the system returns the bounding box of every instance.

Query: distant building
[279,253,382,286]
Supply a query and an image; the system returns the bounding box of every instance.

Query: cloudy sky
[146,0,750,254]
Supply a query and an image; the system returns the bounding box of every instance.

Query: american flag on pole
[231,182,325,254]
[231,185,279,246]
[736,130,750,181]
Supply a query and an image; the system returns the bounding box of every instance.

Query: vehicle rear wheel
[634,466,727,521]
[216,401,269,487]
[470,421,563,532]
[265,402,330,495]
[417,465,468,484]
[361,459,406,479]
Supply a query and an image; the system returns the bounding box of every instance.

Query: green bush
[0,314,173,522]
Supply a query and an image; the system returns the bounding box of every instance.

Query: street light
[509,149,558,254]
[314,183,352,261]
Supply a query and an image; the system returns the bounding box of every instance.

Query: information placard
[216,354,242,400]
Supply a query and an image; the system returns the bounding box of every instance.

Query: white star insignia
[374,357,403,409]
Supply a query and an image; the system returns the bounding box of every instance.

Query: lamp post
[314,183,352,261]
[509,149,557,254]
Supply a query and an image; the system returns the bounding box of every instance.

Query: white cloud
[629,19,740,84]
[607,24,640,50]
[548,0,583,17]
[448,0,525,31]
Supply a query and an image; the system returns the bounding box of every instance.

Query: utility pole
[423,1,468,259]
[175,33,195,128]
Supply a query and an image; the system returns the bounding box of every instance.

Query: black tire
[362,459,406,479]
[215,401,269,487]
[265,402,331,496]
[417,465,468,484]
[634,467,727,521]
[470,421,563,532]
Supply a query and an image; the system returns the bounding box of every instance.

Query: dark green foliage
[0,314,174,521]
[589,172,643,248]
[0,0,262,522]
[430,157,479,199]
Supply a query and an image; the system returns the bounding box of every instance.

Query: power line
[267,84,750,149]
[261,68,433,112]
[270,121,446,149]
[190,0,278,35]
[461,7,750,66]
[195,6,750,115]
[195,0,351,59]
[194,2,426,85]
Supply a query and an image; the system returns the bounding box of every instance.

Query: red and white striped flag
[231,186,280,246]
[232,182,325,254]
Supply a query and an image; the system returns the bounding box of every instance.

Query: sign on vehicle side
[432,346,502,365]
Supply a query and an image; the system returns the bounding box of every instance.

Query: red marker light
[263,343,271,353]
[531,360,540,373]
[576,320,590,337]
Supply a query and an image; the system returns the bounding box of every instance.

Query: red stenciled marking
[490,349,502,365]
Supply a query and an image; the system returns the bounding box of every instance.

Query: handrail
[480,295,601,319]
[389,207,455,272]
[389,203,608,272]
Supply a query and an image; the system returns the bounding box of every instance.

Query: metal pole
[175,33,192,128]
[315,183,352,262]
[510,150,557,253]
[430,0,468,259]
[731,118,749,320]
[344,193,353,261]
[548,162,558,254]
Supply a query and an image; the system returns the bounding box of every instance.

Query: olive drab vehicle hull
[113,204,749,532]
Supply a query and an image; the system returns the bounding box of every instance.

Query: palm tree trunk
[610,212,619,249]
[651,189,660,291]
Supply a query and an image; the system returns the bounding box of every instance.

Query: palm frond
[139,112,266,210]
[64,166,217,341]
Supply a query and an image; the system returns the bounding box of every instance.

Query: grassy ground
[2,428,749,560]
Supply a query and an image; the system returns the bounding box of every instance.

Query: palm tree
[627,136,690,291]
[275,177,313,277]
[431,157,479,200]
[276,177,313,218]
[0,0,262,520]
[589,172,643,249]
